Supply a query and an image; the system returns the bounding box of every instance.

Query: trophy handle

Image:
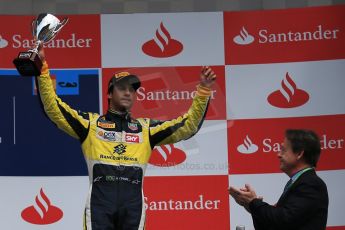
[54,18,69,34]
[30,18,40,54]
[44,17,68,44]
[31,18,37,38]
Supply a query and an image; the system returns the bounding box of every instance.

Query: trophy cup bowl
[13,13,68,77]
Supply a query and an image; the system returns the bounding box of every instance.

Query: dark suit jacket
[249,169,328,230]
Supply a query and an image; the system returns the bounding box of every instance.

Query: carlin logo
[237,135,258,154]
[267,72,309,108]
[142,22,183,58]
[0,35,9,48]
[233,27,254,45]
[114,144,127,155]
[21,188,63,225]
[149,144,186,167]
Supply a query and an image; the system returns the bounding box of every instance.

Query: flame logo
[267,72,309,108]
[233,27,254,45]
[237,135,258,154]
[149,144,186,167]
[142,22,183,58]
[0,35,9,48]
[21,188,63,225]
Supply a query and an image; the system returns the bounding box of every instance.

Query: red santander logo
[142,22,183,58]
[149,144,186,167]
[21,188,63,225]
[267,72,309,108]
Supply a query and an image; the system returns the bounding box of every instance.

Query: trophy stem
[28,40,41,54]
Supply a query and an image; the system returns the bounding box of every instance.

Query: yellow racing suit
[37,62,212,230]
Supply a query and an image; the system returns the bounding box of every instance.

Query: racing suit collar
[106,109,132,122]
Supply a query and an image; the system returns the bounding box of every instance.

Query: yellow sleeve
[37,61,91,140]
[149,84,211,146]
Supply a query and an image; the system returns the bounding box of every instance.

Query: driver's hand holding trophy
[13,13,68,76]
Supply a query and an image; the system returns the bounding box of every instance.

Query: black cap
[108,72,141,93]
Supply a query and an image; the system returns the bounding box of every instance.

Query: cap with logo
[108,72,141,93]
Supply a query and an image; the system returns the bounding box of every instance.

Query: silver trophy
[13,13,68,76]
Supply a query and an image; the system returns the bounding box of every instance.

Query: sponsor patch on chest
[96,128,121,142]
[128,122,138,131]
[125,133,141,143]
[96,128,143,143]
[97,121,116,129]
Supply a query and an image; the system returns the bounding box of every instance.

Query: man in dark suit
[229,129,329,230]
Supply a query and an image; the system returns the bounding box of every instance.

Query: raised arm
[36,45,91,141]
[149,66,216,147]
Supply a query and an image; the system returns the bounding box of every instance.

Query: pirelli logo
[97,122,116,129]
